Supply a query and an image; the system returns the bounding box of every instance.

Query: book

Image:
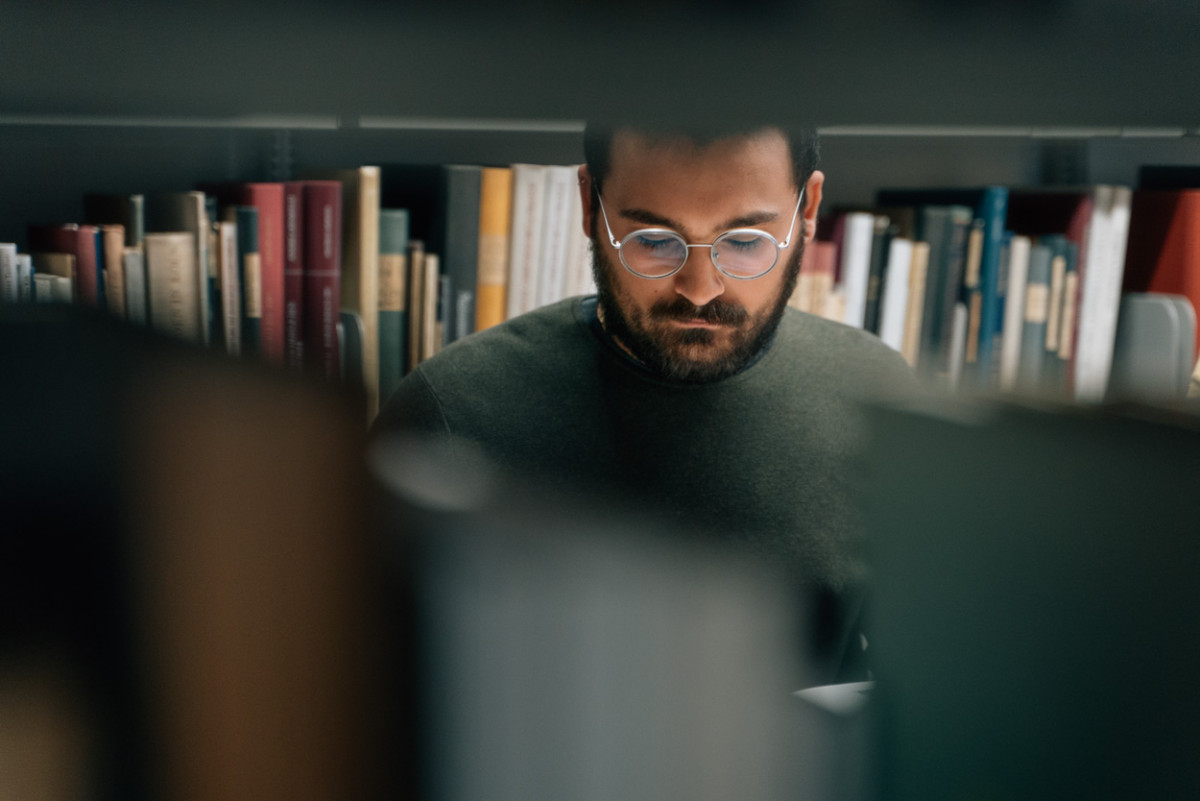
[144,231,202,342]
[303,167,380,418]
[16,253,33,303]
[506,164,549,319]
[900,242,931,368]
[1107,292,1197,401]
[233,206,262,356]
[406,239,426,372]
[100,224,126,318]
[912,205,973,383]
[421,252,441,364]
[0,243,17,303]
[124,248,148,326]
[378,208,410,402]
[1073,186,1133,403]
[1015,242,1053,393]
[217,220,241,356]
[877,236,914,354]
[961,221,985,369]
[283,181,305,370]
[998,234,1032,392]
[301,180,343,382]
[837,211,876,329]
[1121,188,1200,374]
[862,215,895,334]
[536,165,577,309]
[146,192,211,344]
[475,166,513,330]
[27,223,103,308]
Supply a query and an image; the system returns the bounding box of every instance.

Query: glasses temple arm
[778,186,807,249]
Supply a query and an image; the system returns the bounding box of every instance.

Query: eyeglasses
[595,187,805,280]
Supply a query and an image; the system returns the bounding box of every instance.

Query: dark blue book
[236,205,261,356]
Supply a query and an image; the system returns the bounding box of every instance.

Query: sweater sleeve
[370,368,452,439]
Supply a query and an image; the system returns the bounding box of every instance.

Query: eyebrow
[619,207,781,237]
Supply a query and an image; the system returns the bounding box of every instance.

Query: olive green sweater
[373,296,916,597]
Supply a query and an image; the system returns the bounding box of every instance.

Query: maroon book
[283,181,306,370]
[302,181,342,380]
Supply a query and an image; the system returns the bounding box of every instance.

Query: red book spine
[302,181,342,380]
[283,181,305,370]
[240,184,286,365]
[1123,190,1200,360]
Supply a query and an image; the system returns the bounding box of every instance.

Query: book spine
[303,181,343,380]
[877,236,913,353]
[972,187,1010,383]
[0,244,17,303]
[283,181,305,370]
[101,224,126,318]
[124,249,147,325]
[145,231,201,342]
[475,166,513,330]
[437,165,483,343]
[862,215,893,334]
[839,212,876,328]
[506,165,547,319]
[236,206,262,356]
[218,221,241,356]
[241,184,287,365]
[406,240,426,372]
[1016,243,1052,392]
[378,208,410,401]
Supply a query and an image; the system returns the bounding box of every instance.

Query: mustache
[648,297,749,325]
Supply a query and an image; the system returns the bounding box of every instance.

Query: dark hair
[583,119,820,196]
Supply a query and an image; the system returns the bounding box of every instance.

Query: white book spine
[999,235,1032,391]
[537,166,576,308]
[1075,186,1133,403]
[506,165,548,319]
[16,254,33,303]
[878,237,913,353]
[838,213,876,329]
[0,243,18,303]
[124,249,148,325]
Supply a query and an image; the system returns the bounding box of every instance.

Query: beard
[590,227,804,383]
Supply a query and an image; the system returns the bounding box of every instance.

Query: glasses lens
[713,232,778,278]
[621,231,687,277]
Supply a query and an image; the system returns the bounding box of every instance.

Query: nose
[671,246,725,307]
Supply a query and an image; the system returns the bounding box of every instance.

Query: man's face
[582,128,823,383]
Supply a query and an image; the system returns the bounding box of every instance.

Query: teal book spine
[378,208,410,400]
[236,205,261,357]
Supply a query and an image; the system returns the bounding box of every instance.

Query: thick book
[911,205,973,381]
[506,164,549,319]
[144,231,202,342]
[1122,188,1200,369]
[378,208,410,402]
[877,236,914,354]
[900,241,931,368]
[536,165,577,309]
[475,166,513,331]
[301,180,343,381]
[0,243,17,303]
[304,167,380,418]
[1107,292,1196,401]
[99,224,126,318]
[1015,242,1053,393]
[837,211,876,329]
[27,223,103,308]
[283,181,305,370]
[200,182,288,364]
[146,191,211,344]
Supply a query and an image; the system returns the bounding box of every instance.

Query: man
[373,120,915,678]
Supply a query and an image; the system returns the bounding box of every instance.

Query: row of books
[0,161,594,421]
[790,172,1200,403]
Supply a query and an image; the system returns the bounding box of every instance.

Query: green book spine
[378,208,410,400]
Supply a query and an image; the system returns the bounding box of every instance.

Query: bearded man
[372,121,915,680]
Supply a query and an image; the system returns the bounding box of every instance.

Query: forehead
[605,128,796,202]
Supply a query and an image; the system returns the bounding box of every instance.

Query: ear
[803,170,825,243]
[577,164,593,238]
